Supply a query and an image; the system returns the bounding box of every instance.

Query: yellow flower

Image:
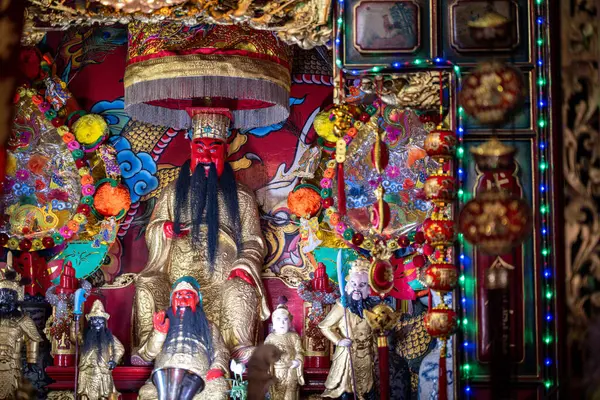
[7,238,19,250]
[73,214,86,224]
[5,154,16,177]
[57,126,69,136]
[32,239,44,250]
[72,114,108,145]
[78,168,89,177]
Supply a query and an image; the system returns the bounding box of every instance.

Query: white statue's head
[345,259,370,301]
[271,296,292,335]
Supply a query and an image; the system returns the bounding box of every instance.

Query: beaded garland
[1,60,98,252]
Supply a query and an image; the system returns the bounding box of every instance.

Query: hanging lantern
[423,217,455,248]
[424,303,458,338]
[369,258,394,295]
[424,175,456,207]
[458,140,532,255]
[424,262,459,293]
[424,128,457,163]
[459,61,524,125]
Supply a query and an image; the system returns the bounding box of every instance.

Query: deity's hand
[290,360,301,369]
[153,310,170,334]
[337,338,352,347]
[228,268,256,287]
[206,369,225,381]
[164,221,190,239]
[108,360,117,370]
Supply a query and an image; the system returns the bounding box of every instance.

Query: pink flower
[67,141,81,151]
[15,170,29,181]
[336,223,347,234]
[59,226,74,239]
[320,178,332,189]
[38,102,51,113]
[386,165,401,179]
[82,184,95,196]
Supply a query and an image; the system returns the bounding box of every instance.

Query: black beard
[174,160,241,268]
[164,306,213,362]
[82,326,114,362]
[347,296,379,318]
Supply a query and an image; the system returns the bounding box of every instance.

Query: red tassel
[438,339,448,400]
[337,162,346,216]
[378,340,390,400]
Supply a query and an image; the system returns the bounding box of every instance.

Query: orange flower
[67,220,80,233]
[27,154,49,176]
[330,213,340,226]
[81,175,94,185]
[62,133,75,143]
[323,168,336,179]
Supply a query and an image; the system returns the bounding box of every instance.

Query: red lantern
[369,259,394,295]
[423,218,455,247]
[424,175,456,207]
[458,188,532,255]
[424,263,459,293]
[424,129,457,162]
[424,304,458,338]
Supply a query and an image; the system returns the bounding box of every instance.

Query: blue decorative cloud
[109,136,158,203]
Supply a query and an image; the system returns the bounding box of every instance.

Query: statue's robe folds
[264,331,305,400]
[318,301,375,399]
[134,181,269,359]
[138,322,230,400]
[0,315,42,399]
[77,336,125,400]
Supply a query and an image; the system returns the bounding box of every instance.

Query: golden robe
[264,332,305,400]
[134,181,269,359]
[138,322,230,400]
[77,336,125,400]
[0,315,41,399]
[318,301,375,399]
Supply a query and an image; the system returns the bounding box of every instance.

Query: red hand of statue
[206,369,225,381]
[228,269,256,287]
[153,310,170,334]
[164,221,189,239]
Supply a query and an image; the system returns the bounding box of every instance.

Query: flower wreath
[318,102,430,256]
[1,59,99,252]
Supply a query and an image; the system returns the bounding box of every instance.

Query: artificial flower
[320,178,332,189]
[323,168,335,179]
[386,165,401,179]
[67,141,81,151]
[67,220,80,233]
[61,133,75,143]
[82,184,95,196]
[81,175,94,185]
[28,154,49,176]
[15,169,30,181]
[73,213,86,224]
[59,226,74,239]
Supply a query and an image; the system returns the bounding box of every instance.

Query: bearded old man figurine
[138,276,230,400]
[126,23,292,364]
[0,270,41,400]
[73,300,124,400]
[319,259,378,400]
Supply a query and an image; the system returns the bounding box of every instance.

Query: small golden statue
[138,276,230,400]
[318,259,378,400]
[73,300,124,400]
[0,269,42,400]
[264,296,305,400]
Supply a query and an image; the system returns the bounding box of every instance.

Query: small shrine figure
[138,276,230,400]
[0,269,42,399]
[264,296,305,400]
[74,300,124,400]
[319,259,378,400]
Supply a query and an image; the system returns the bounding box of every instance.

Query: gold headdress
[0,270,25,301]
[87,300,110,321]
[190,111,232,142]
[347,258,370,277]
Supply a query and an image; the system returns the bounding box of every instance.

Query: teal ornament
[45,109,57,120]
[320,188,332,198]
[342,228,354,241]
[50,241,110,284]
[72,149,84,160]
[366,105,378,116]
[81,196,94,205]
[52,232,64,245]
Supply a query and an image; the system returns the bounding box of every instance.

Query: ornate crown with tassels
[171,276,203,303]
[87,299,110,321]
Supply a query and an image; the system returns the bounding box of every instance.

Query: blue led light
[466,386,471,393]
[460,254,465,260]
[435,58,442,62]
[541,185,546,192]
[463,341,468,347]
[537,17,544,24]
[458,127,464,133]
[393,62,401,68]
[546,358,552,366]
[458,168,464,175]
[539,100,546,107]
[538,60,543,66]
[542,228,547,235]
[546,314,553,321]
[540,142,546,149]
[544,269,551,278]
[335,39,340,45]
[462,297,466,303]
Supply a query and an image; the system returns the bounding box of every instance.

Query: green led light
[458,106,464,115]
[457,147,465,157]
[537,38,544,46]
[546,291,553,299]
[453,65,460,73]
[462,318,468,326]
[372,66,381,72]
[458,189,464,198]
[541,204,548,214]
[336,59,342,67]
[536,0,542,4]
[337,17,343,25]
[414,59,422,65]
[544,335,552,344]
[538,77,546,86]
[540,162,548,171]
[538,119,546,128]
[542,248,550,256]
[459,275,466,283]
[463,364,471,371]
[545,381,552,389]
[458,233,464,243]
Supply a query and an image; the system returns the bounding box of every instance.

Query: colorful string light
[333,0,556,394]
